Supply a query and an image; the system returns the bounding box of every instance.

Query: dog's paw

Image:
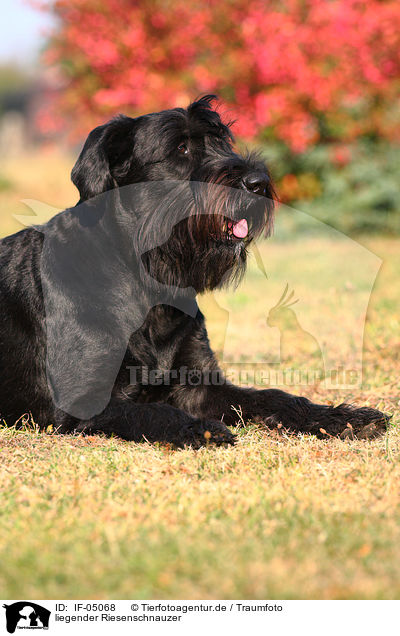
[335,404,391,440]
[180,418,236,449]
[305,402,391,440]
[252,401,391,440]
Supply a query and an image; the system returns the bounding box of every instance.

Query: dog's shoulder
[0,226,44,252]
[0,227,44,299]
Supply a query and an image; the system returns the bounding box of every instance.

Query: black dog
[0,95,389,446]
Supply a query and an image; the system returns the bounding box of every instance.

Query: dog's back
[0,228,51,425]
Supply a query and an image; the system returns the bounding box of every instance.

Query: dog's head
[71,95,275,292]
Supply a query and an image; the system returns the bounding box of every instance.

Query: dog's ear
[71,115,136,202]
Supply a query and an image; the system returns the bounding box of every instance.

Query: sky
[0,0,55,65]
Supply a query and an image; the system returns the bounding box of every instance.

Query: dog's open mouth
[215,217,249,243]
[226,218,248,239]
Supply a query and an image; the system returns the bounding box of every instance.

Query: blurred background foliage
[262,140,400,236]
[0,0,399,236]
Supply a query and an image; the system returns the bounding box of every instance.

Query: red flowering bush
[39,0,400,151]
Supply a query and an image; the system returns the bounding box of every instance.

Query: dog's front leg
[170,316,389,439]
[172,380,389,439]
[54,399,235,447]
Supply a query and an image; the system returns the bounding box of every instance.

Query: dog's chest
[128,305,194,371]
[147,307,192,369]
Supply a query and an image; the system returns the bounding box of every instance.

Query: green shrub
[261,141,400,236]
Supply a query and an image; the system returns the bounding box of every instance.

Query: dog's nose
[243,173,269,195]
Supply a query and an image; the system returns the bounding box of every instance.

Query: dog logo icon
[2,602,50,633]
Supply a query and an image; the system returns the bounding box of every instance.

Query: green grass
[0,151,399,599]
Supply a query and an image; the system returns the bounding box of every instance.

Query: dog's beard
[138,181,273,294]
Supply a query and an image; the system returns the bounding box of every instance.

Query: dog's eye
[177,143,189,155]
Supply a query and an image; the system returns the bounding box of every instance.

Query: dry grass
[0,149,76,236]
[0,151,399,599]
[1,424,399,599]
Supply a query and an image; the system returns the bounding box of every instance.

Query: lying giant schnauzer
[0,96,389,446]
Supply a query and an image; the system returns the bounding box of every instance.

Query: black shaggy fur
[0,96,389,446]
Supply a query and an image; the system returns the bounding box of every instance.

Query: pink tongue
[232,218,248,238]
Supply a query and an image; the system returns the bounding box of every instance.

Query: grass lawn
[0,151,399,599]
